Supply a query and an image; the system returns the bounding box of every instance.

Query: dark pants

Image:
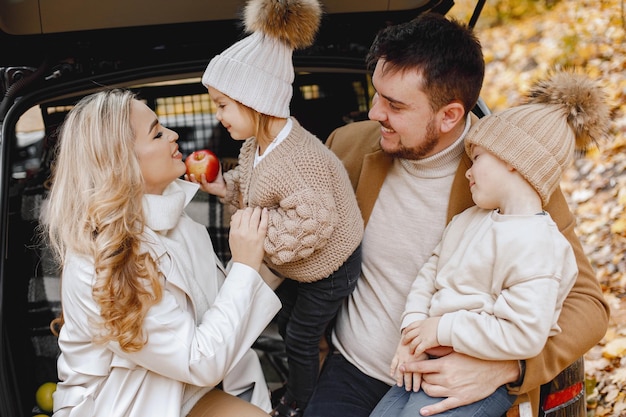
[303,351,390,417]
[275,245,361,409]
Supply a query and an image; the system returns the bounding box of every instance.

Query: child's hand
[390,339,414,383]
[402,317,441,356]
[185,167,226,198]
[390,339,428,392]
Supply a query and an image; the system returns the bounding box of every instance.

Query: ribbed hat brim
[465,104,574,205]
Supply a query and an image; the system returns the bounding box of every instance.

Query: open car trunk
[0,1,585,416]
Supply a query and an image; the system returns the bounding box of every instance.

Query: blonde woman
[42,88,282,417]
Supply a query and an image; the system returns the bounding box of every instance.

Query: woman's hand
[228,207,268,271]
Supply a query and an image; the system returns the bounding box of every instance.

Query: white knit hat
[465,70,610,205]
[202,0,322,118]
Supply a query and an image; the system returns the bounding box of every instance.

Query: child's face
[208,86,255,141]
[465,144,512,210]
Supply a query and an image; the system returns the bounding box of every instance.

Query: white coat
[52,180,281,417]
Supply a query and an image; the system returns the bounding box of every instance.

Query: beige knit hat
[465,70,610,205]
[202,0,322,118]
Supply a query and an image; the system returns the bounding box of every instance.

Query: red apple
[185,149,220,182]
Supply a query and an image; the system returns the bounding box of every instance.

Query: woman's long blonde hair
[42,89,162,352]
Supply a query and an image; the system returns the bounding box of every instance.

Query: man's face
[368,59,444,160]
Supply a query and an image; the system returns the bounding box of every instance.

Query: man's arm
[516,187,609,392]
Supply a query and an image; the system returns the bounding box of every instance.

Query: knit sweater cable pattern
[223,119,363,282]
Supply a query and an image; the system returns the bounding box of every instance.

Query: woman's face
[208,86,256,141]
[131,99,186,194]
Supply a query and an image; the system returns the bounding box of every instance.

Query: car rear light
[543,381,584,411]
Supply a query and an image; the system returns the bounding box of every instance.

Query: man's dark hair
[366,13,484,115]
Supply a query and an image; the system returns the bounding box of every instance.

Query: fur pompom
[243,0,322,49]
[526,70,610,151]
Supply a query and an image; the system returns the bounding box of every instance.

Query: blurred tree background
[449,0,626,415]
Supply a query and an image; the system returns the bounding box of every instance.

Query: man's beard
[382,118,439,160]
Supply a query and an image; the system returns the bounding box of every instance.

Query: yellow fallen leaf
[618,188,626,205]
[610,218,626,235]
[602,337,626,359]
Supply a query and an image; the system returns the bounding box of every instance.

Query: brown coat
[326,119,609,416]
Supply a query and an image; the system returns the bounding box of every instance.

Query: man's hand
[399,352,519,416]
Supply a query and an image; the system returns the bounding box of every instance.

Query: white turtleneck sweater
[333,121,469,385]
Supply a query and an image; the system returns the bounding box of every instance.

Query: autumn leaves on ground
[448,0,626,415]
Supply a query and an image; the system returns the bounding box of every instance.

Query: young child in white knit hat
[370,70,610,417]
[190,1,364,416]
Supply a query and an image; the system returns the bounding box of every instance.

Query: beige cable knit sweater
[223,118,363,282]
